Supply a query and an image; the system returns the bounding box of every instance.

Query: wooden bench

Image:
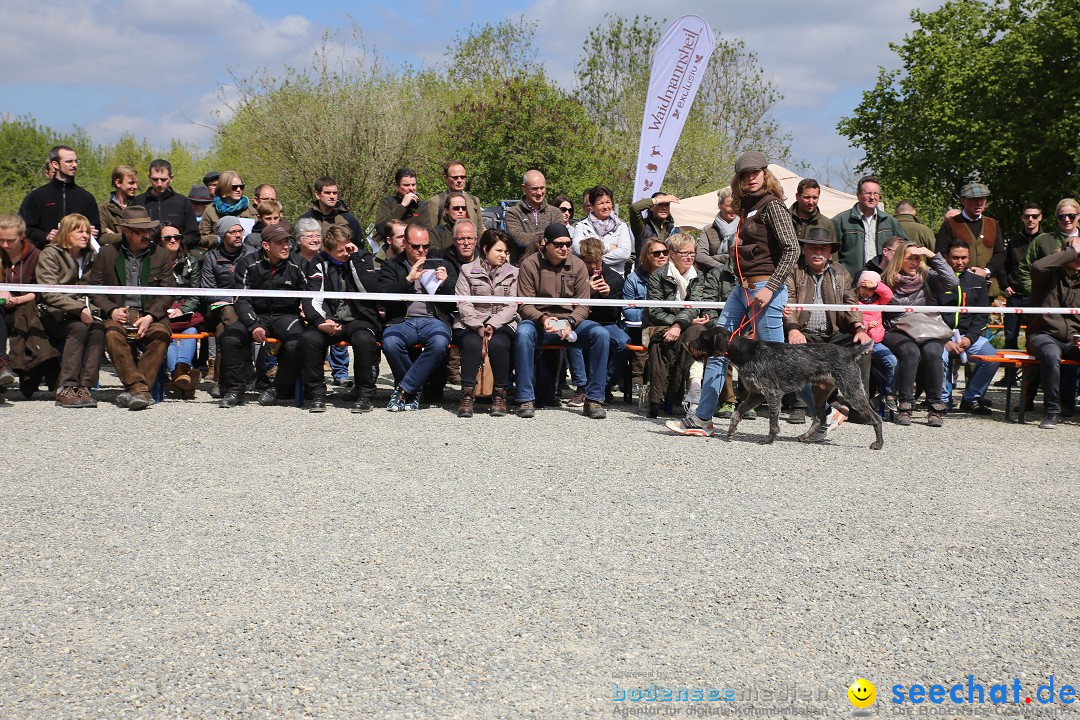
[971,350,1080,423]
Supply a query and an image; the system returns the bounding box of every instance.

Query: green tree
[575,14,790,204]
[838,0,1080,229]
[211,29,440,222]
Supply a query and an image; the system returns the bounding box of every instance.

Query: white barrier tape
[2,283,1078,315]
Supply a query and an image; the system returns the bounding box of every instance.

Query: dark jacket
[1028,245,1080,340]
[377,253,458,327]
[98,196,127,245]
[302,252,382,332]
[436,245,474,279]
[132,187,199,250]
[834,205,909,279]
[1018,230,1072,295]
[374,193,423,229]
[232,252,307,327]
[88,242,175,321]
[19,177,101,249]
[884,253,958,329]
[894,213,936,250]
[936,269,989,344]
[789,204,836,242]
[629,197,675,254]
[587,265,625,325]
[645,265,705,329]
[200,245,246,305]
[299,200,363,245]
[1004,230,1038,295]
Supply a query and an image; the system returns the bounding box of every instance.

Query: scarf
[712,213,738,252]
[667,261,697,301]
[587,212,619,239]
[894,272,925,296]
[213,195,250,216]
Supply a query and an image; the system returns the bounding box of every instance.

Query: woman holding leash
[670,151,800,436]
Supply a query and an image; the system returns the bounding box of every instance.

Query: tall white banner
[631,16,716,203]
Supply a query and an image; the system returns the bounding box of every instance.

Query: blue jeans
[941,335,998,404]
[515,319,609,403]
[697,282,787,421]
[167,327,198,371]
[382,317,451,395]
[870,342,898,395]
[566,323,630,390]
[329,343,350,381]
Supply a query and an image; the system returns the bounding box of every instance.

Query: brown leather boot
[0,354,15,387]
[182,369,201,400]
[447,347,462,384]
[457,387,475,418]
[491,388,508,417]
[171,363,194,392]
[136,323,171,385]
[104,323,143,388]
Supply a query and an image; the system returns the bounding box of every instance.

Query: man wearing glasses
[378,223,457,411]
[935,182,1006,298]
[997,203,1043,385]
[834,175,908,279]
[514,223,610,420]
[1018,198,1080,295]
[418,161,486,234]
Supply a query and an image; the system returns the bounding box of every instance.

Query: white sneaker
[666,414,715,437]
[681,378,702,416]
[822,406,848,439]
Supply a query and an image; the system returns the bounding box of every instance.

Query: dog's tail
[851,340,873,359]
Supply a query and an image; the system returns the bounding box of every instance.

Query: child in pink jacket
[857,270,898,410]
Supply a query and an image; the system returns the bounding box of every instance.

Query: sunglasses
[559,206,573,213]
[1058,213,1078,221]
[407,242,430,251]
[650,249,669,257]
[1022,213,1042,219]
[160,234,182,241]
[231,184,245,191]
[448,175,466,180]
[450,205,467,211]
[548,241,573,249]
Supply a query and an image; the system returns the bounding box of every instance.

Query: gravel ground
[1,364,1078,720]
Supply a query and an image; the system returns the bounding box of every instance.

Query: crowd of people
[1,145,1078,432]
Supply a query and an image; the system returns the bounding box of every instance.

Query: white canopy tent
[664,164,857,230]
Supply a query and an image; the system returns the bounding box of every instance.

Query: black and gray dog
[687,326,884,450]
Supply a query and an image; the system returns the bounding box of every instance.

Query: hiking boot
[583,399,607,419]
[787,408,806,425]
[458,387,475,418]
[55,386,82,408]
[717,402,735,419]
[0,355,16,387]
[516,400,536,419]
[883,393,899,413]
[927,404,945,427]
[491,389,508,417]
[116,391,133,408]
[258,387,279,406]
[666,414,715,437]
[387,387,406,412]
[77,387,97,408]
[171,363,194,392]
[896,402,914,426]
[128,391,153,411]
[565,389,585,407]
[351,397,374,413]
[309,394,327,413]
[1039,414,1058,430]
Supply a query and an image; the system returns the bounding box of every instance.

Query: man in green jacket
[893,200,935,250]
[1017,197,1080,294]
[833,175,908,279]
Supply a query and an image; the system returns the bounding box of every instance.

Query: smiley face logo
[848,678,876,708]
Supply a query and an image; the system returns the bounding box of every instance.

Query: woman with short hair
[571,185,632,277]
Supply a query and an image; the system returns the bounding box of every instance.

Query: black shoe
[309,396,327,413]
[787,408,806,424]
[743,408,757,420]
[959,399,992,415]
[351,397,374,413]
[116,391,133,408]
[219,390,242,408]
[647,402,661,419]
[1039,414,1058,430]
[258,387,278,406]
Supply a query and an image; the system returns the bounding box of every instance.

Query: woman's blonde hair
[54,214,92,250]
[730,168,785,214]
[882,240,928,288]
[216,170,243,198]
[665,232,695,256]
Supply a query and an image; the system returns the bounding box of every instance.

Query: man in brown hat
[934,181,1005,298]
[88,206,175,410]
[783,227,872,427]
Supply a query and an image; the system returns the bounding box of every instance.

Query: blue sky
[1,0,940,191]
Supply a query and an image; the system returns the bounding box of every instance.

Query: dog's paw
[870,440,883,451]
[757,436,775,445]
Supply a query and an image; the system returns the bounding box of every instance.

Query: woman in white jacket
[571,185,632,277]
